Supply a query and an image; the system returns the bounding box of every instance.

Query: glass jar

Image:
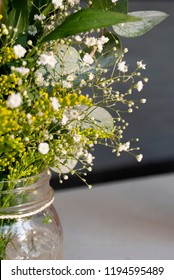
[0,170,63,260]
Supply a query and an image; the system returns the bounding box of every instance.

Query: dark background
[51,0,174,189]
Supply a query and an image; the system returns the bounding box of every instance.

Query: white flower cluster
[84,35,109,53]
[52,0,63,9]
[37,53,57,68]
[38,142,50,155]
[118,61,128,73]
[13,44,27,58]
[6,93,23,108]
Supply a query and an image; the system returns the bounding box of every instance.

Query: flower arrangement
[0,0,167,186]
[0,0,168,260]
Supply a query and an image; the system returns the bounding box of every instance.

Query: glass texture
[0,170,63,260]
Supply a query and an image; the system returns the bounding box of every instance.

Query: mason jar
[0,169,63,260]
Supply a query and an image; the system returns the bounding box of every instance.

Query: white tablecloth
[54,173,174,260]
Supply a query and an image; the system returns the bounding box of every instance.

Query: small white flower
[35,71,44,86]
[26,113,32,119]
[76,147,84,157]
[26,113,33,124]
[22,61,27,66]
[50,97,60,111]
[13,44,27,58]
[100,36,109,44]
[67,74,75,81]
[37,53,57,68]
[61,80,72,88]
[2,27,8,35]
[112,0,118,3]
[118,141,130,152]
[140,98,147,104]
[23,91,28,97]
[75,35,82,42]
[34,14,46,21]
[118,61,128,73]
[38,142,50,155]
[86,153,93,164]
[89,73,94,80]
[28,25,37,36]
[73,134,81,143]
[62,114,68,125]
[27,40,33,46]
[83,53,94,65]
[52,0,63,9]
[137,60,146,70]
[136,154,143,162]
[97,36,109,52]
[136,81,144,92]
[13,66,30,76]
[85,37,97,47]
[79,79,87,87]
[6,92,23,108]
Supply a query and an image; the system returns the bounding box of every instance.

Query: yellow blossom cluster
[53,86,92,107]
[0,74,20,98]
[0,46,18,65]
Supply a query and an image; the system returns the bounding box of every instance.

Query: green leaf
[112,11,168,37]
[92,0,128,14]
[7,0,28,35]
[1,0,10,23]
[41,8,140,42]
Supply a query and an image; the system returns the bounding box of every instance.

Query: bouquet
[0,0,167,185]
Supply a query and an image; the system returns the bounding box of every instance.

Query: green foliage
[41,8,140,42]
[3,0,28,35]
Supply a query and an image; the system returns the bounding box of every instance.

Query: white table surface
[54,173,174,260]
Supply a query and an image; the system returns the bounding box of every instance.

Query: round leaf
[36,45,82,83]
[81,106,114,132]
[51,158,78,174]
[53,45,82,76]
[112,11,168,37]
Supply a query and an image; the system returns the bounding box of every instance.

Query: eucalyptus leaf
[36,45,82,83]
[41,8,140,42]
[51,159,78,174]
[81,106,114,132]
[112,11,168,37]
[53,45,82,76]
